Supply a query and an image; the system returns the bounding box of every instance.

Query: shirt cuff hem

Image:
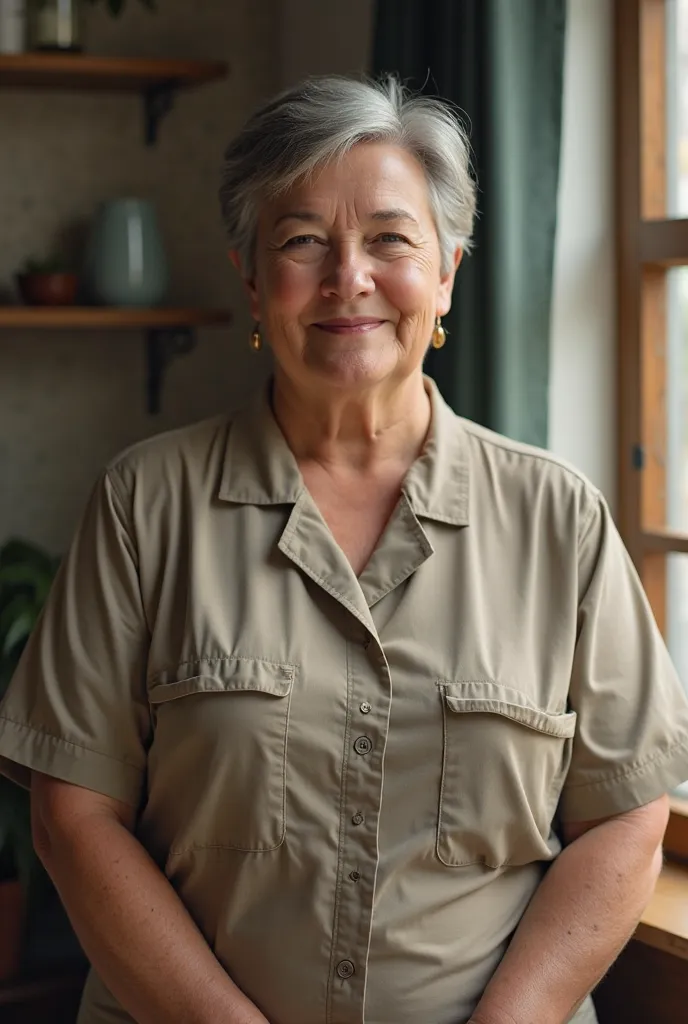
[559,736,688,821]
[0,716,144,807]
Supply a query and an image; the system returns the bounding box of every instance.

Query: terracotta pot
[16,272,79,306]
[0,878,25,983]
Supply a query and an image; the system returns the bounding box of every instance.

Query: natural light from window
[667,2,688,714]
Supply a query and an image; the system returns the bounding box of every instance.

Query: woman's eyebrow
[370,208,419,227]
[272,209,420,228]
[273,211,324,228]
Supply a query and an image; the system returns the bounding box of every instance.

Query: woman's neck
[271,371,432,474]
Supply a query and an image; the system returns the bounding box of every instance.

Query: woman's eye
[376,233,408,244]
[282,235,322,248]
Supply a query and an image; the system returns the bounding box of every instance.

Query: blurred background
[0,0,687,1021]
[0,0,612,553]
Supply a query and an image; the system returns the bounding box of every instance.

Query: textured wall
[0,0,279,552]
[277,0,373,87]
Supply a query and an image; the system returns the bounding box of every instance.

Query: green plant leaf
[0,592,32,633]
[0,540,59,883]
[2,609,35,657]
[0,563,48,589]
[0,775,32,884]
[0,539,57,576]
[20,257,72,275]
[35,577,54,607]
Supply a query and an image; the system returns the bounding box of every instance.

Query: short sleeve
[0,467,152,807]
[559,492,688,821]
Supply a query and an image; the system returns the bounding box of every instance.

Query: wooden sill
[628,799,688,960]
[636,860,688,960]
[665,796,688,862]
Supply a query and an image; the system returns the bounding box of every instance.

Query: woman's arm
[469,795,669,1024]
[31,772,269,1024]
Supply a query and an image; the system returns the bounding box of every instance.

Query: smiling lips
[314,317,386,334]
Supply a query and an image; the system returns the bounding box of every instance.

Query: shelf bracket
[143,80,177,146]
[146,327,196,415]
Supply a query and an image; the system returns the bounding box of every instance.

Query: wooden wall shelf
[1,52,231,399]
[0,53,227,92]
[0,307,233,414]
[0,53,228,143]
[0,307,232,330]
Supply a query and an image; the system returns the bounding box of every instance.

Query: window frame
[615,0,688,860]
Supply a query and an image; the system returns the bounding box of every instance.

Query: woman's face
[240,142,461,395]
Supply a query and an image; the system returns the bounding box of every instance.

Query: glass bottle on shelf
[0,0,28,54]
[29,0,81,51]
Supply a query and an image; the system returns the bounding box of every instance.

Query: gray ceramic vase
[85,198,169,307]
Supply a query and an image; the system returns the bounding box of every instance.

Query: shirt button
[352,812,364,826]
[362,636,371,650]
[353,735,373,756]
[336,959,355,979]
[359,701,372,714]
[349,870,361,882]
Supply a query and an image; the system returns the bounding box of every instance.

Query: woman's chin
[305,348,399,390]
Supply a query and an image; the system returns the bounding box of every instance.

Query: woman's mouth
[313,318,386,335]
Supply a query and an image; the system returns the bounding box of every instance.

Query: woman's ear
[228,250,260,321]
[437,247,463,316]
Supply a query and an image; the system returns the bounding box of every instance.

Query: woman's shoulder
[455,415,604,528]
[104,412,232,491]
[458,415,599,494]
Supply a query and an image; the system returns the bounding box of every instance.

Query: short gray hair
[218,75,477,276]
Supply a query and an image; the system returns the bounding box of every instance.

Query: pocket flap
[440,681,576,739]
[149,657,294,704]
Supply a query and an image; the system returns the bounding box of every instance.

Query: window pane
[668,554,688,687]
[667,269,688,531]
[667,0,688,216]
[667,554,688,795]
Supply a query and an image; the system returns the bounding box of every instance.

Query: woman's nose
[320,244,375,300]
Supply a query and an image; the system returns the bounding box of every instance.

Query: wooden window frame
[615,0,688,861]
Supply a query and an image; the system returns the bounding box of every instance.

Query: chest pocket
[436,680,577,868]
[147,657,294,854]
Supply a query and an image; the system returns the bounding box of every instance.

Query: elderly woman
[1,76,688,1024]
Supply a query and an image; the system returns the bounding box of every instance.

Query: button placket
[329,639,389,1024]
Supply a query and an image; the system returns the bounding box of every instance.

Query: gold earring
[431,315,446,349]
[250,324,262,351]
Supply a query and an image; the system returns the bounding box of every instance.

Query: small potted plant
[15,256,79,307]
[0,539,60,982]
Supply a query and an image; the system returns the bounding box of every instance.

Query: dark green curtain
[373,0,566,446]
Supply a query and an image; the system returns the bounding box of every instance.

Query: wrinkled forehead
[257,142,436,232]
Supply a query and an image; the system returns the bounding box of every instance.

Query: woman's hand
[31,772,270,1024]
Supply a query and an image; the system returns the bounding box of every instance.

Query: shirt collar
[218,382,303,505]
[218,376,470,527]
[402,377,469,527]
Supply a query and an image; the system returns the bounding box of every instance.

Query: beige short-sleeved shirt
[2,378,688,1024]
